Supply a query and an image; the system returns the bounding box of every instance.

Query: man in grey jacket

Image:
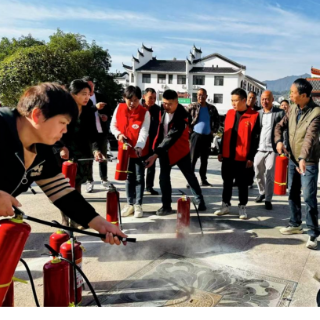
[254,91,285,210]
[275,78,320,250]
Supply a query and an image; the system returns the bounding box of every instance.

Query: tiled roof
[193,53,246,70]
[138,49,144,57]
[132,56,139,63]
[142,44,153,52]
[189,67,239,73]
[136,59,186,72]
[245,75,266,87]
[194,45,202,53]
[311,68,320,76]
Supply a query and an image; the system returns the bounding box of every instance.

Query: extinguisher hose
[44,244,101,307]
[19,258,40,307]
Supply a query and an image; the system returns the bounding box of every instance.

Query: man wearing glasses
[186,88,220,186]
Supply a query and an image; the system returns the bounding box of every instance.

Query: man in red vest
[145,89,206,215]
[214,88,260,219]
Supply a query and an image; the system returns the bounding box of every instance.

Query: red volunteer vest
[116,103,149,158]
[222,108,258,161]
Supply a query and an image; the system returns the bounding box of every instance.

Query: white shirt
[110,105,150,149]
[164,112,174,137]
[90,93,97,105]
[258,109,273,152]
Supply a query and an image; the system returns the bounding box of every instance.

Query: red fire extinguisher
[2,281,14,307]
[60,240,84,305]
[43,258,70,307]
[106,185,120,226]
[176,195,191,238]
[49,230,70,256]
[62,160,78,188]
[115,143,131,181]
[274,154,289,195]
[0,218,31,306]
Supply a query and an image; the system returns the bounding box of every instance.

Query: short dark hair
[198,88,207,95]
[123,86,142,99]
[280,99,289,105]
[293,78,313,97]
[69,79,91,95]
[82,76,95,83]
[231,88,247,100]
[163,89,178,100]
[145,88,156,94]
[17,83,78,120]
[248,91,257,97]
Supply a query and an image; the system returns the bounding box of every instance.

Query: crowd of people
[0,77,319,251]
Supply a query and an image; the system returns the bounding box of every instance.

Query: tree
[0,29,122,108]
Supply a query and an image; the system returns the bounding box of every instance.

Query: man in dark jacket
[275,78,320,250]
[0,83,126,244]
[254,90,285,210]
[186,88,220,186]
[145,89,206,215]
[83,76,111,192]
[143,88,161,195]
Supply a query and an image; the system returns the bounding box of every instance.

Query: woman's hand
[118,134,127,143]
[88,216,128,245]
[145,154,158,168]
[0,191,21,217]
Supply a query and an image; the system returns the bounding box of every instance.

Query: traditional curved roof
[193,53,246,70]
[187,58,192,65]
[311,67,320,76]
[142,44,153,52]
[193,45,202,53]
[245,75,266,87]
[136,60,186,72]
[190,51,195,59]
[122,63,132,70]
[132,56,139,63]
[138,49,144,57]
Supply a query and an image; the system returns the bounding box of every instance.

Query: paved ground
[11,155,320,307]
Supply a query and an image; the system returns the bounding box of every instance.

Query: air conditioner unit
[182,85,187,89]
[193,85,199,90]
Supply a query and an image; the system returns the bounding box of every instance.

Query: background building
[121,44,266,114]
[307,67,320,105]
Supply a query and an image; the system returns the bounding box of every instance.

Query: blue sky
[0,0,319,81]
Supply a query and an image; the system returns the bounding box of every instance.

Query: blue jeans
[126,157,146,206]
[288,159,320,237]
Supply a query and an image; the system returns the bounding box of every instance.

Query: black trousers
[159,153,203,208]
[146,152,156,189]
[221,159,249,206]
[190,132,212,182]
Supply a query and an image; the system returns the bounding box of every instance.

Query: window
[214,94,223,104]
[192,93,198,102]
[158,74,166,84]
[142,74,151,83]
[169,74,173,84]
[214,76,224,86]
[177,75,186,84]
[193,75,205,85]
[131,73,134,83]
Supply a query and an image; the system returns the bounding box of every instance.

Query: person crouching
[110,86,150,218]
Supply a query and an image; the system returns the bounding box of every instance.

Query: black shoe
[156,207,173,216]
[255,194,265,203]
[198,202,207,211]
[200,180,212,187]
[145,188,159,195]
[265,201,273,210]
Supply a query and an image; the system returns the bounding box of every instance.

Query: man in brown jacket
[275,78,320,250]
[186,88,220,186]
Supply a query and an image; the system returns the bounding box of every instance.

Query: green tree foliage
[0,29,122,108]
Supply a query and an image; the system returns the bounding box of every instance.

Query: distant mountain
[264,73,311,94]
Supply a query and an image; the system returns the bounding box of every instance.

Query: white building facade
[121,44,266,114]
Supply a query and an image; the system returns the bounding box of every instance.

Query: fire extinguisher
[106,185,120,226]
[43,258,70,307]
[60,240,84,306]
[62,160,78,188]
[0,218,31,306]
[176,195,191,238]
[274,154,289,195]
[115,142,131,181]
[2,281,14,307]
[49,230,70,256]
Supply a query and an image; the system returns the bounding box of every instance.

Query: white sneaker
[86,181,94,193]
[101,180,112,189]
[238,205,247,220]
[134,205,143,218]
[214,202,230,216]
[121,205,134,217]
[279,225,303,235]
[306,236,318,250]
